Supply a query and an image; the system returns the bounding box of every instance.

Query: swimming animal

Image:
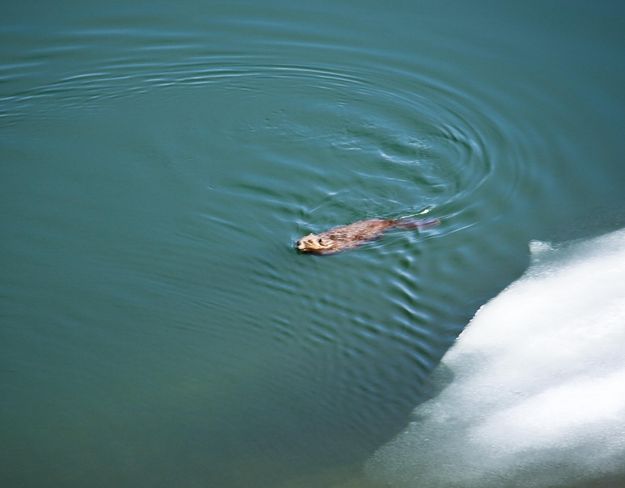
[296,217,440,255]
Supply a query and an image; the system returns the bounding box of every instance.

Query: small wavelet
[0,7,531,240]
[366,228,625,487]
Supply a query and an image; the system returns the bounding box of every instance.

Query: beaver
[296,217,440,255]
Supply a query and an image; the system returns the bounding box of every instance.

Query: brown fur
[296,217,439,255]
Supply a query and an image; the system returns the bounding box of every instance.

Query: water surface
[2,1,625,487]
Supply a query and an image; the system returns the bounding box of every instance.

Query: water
[2,1,624,487]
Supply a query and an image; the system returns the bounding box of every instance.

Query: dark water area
[2,1,625,487]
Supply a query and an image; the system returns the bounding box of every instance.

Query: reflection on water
[2,1,625,487]
[367,229,625,487]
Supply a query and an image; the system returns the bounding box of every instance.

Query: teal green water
[2,1,625,487]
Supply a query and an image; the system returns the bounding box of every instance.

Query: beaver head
[296,233,335,253]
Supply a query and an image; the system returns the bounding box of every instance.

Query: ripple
[0,16,530,348]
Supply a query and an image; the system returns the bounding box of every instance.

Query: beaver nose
[296,240,301,247]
